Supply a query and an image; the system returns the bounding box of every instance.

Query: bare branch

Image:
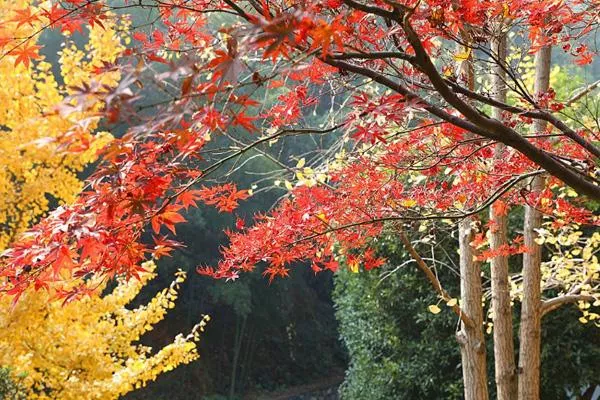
[398,231,475,328]
[541,295,597,316]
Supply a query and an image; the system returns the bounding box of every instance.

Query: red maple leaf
[492,200,509,217]
[177,190,204,210]
[232,111,258,133]
[10,8,40,29]
[152,235,183,258]
[151,205,187,235]
[53,245,77,275]
[41,4,68,27]
[11,43,42,68]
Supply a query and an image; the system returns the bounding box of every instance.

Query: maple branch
[246,0,265,15]
[154,124,345,216]
[541,294,596,317]
[290,169,544,245]
[326,59,599,198]
[398,231,474,328]
[330,51,415,62]
[323,58,498,139]
[566,79,600,106]
[222,0,252,20]
[445,80,600,159]
[331,55,600,172]
[545,117,600,159]
[0,0,98,63]
[467,37,537,105]
[340,0,600,163]
[341,0,395,18]
[444,79,545,118]
[396,14,600,199]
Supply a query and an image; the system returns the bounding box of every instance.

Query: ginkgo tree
[0,261,208,400]
[0,0,120,251]
[0,2,206,398]
[0,1,599,400]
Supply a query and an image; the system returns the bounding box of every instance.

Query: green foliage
[0,367,26,400]
[333,238,463,400]
[539,305,600,398]
[334,235,600,400]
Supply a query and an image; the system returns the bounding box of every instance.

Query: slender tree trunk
[489,33,518,400]
[518,45,551,400]
[457,218,489,400]
[239,323,256,393]
[454,37,489,400]
[229,315,247,399]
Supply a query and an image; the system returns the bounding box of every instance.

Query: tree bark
[518,45,551,400]
[229,315,247,399]
[489,33,518,400]
[457,218,489,400]
[455,37,489,400]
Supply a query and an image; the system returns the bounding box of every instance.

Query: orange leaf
[151,205,186,234]
[11,43,42,68]
[492,200,509,217]
[177,190,203,210]
[10,8,40,29]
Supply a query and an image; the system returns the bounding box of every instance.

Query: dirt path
[244,375,344,400]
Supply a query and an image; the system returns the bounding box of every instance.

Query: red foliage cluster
[202,118,597,281]
[1,129,247,301]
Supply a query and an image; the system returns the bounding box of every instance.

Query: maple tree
[0,1,599,400]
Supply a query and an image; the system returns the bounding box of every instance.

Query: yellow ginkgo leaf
[316,212,327,222]
[453,48,472,62]
[566,189,578,197]
[446,298,458,307]
[428,304,442,314]
[400,199,417,208]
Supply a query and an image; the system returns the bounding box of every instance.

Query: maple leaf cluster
[202,117,597,280]
[1,128,248,300]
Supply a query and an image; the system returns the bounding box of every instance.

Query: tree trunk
[518,45,551,400]
[454,36,489,400]
[457,218,489,400]
[489,33,518,400]
[229,315,247,399]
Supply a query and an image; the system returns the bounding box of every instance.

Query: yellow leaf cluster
[511,221,600,326]
[0,0,124,250]
[0,261,207,400]
[539,224,599,324]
